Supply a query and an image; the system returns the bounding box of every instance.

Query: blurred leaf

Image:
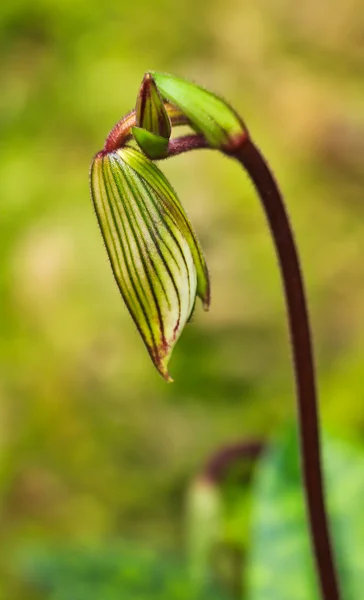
[19,542,230,600]
[186,477,223,588]
[246,427,364,599]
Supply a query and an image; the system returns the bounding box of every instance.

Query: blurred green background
[1,0,364,598]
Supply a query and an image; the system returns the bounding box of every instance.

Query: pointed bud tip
[202,299,210,311]
[155,358,174,383]
[138,72,154,98]
[136,73,171,140]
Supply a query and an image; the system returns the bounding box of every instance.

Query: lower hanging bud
[90,146,210,380]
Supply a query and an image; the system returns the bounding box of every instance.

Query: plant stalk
[232,139,340,600]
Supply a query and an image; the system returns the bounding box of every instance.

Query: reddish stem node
[103,104,191,153]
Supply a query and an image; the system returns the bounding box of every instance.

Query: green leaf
[150,71,247,149]
[246,427,364,600]
[18,542,230,600]
[90,147,209,380]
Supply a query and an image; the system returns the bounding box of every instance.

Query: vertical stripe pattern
[136,73,171,139]
[90,146,209,380]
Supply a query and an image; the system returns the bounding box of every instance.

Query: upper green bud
[135,73,171,138]
[132,73,172,159]
[150,71,247,150]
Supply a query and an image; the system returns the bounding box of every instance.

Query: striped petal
[90,147,209,380]
[121,146,210,309]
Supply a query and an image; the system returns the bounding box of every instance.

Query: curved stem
[201,440,264,484]
[167,134,209,156]
[104,104,191,152]
[164,133,341,598]
[232,139,340,600]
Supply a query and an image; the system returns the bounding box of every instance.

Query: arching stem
[104,104,191,153]
[200,440,264,484]
[161,133,341,600]
[231,139,340,600]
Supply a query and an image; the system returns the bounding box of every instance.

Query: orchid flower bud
[132,73,172,159]
[90,146,210,380]
[150,71,247,150]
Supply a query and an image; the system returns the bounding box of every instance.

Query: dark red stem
[167,134,209,156]
[232,139,340,600]
[201,440,263,484]
[104,104,192,153]
[162,133,341,599]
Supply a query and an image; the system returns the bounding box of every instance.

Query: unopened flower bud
[90,146,210,380]
[132,73,171,159]
[150,71,247,150]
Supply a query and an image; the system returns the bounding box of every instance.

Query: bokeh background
[1,0,364,598]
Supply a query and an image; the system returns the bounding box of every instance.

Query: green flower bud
[132,73,172,159]
[150,71,247,150]
[90,146,210,380]
[136,73,171,138]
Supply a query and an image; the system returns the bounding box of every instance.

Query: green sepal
[132,127,169,159]
[150,71,247,149]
